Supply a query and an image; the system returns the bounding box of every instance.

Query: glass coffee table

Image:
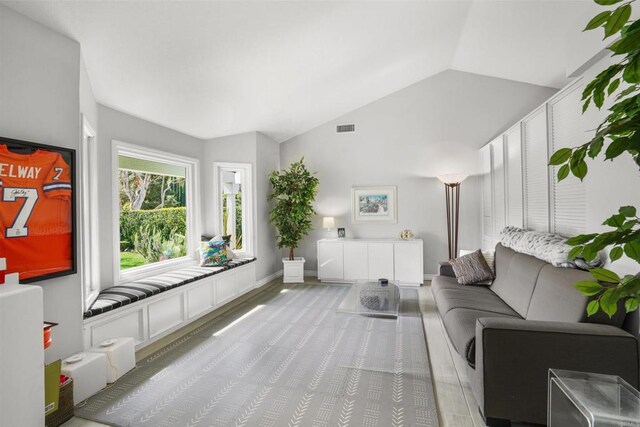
[336,279,400,318]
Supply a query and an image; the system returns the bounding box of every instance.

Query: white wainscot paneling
[237,267,254,294]
[187,278,215,319]
[217,274,237,305]
[343,242,368,281]
[148,293,185,339]
[84,263,256,351]
[89,309,145,347]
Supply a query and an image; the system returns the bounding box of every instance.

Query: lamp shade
[322,217,335,229]
[437,174,468,184]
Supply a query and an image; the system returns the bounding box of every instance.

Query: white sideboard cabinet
[317,239,424,286]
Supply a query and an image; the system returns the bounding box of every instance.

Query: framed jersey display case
[0,136,76,283]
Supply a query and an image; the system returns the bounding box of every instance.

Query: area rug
[75,283,440,426]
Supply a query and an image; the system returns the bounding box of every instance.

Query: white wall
[256,132,280,280]
[280,70,557,275]
[96,105,204,286]
[0,4,83,362]
[80,58,98,130]
[202,131,281,282]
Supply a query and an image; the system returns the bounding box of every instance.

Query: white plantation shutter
[549,82,587,237]
[491,136,506,245]
[480,144,493,250]
[523,106,550,232]
[505,124,524,228]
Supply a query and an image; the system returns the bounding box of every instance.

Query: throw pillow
[459,249,495,285]
[199,240,229,267]
[449,249,494,286]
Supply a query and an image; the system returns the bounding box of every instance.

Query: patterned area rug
[75,284,439,427]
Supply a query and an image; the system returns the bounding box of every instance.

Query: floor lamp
[437,174,468,260]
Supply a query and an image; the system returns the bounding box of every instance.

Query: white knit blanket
[499,226,603,269]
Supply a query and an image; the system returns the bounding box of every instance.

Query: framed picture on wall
[351,185,397,223]
[0,136,77,283]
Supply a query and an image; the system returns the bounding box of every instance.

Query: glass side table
[336,279,400,318]
[548,369,640,427]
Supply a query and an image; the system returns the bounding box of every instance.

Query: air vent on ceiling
[336,124,355,133]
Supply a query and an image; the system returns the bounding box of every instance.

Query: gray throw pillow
[449,249,495,286]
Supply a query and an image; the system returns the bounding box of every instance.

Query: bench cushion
[84,257,256,319]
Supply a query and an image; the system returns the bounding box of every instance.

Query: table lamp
[322,217,336,238]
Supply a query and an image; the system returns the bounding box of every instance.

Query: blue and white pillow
[199,239,229,267]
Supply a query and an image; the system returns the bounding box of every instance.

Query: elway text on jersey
[0,163,42,180]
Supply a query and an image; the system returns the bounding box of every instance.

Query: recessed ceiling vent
[336,124,355,133]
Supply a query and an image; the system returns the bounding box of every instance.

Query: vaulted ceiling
[2,1,603,142]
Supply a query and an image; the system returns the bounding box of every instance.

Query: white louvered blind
[505,124,524,228]
[480,144,493,250]
[549,83,587,237]
[491,136,506,245]
[523,107,550,232]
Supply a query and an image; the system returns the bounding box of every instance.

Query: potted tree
[268,158,319,283]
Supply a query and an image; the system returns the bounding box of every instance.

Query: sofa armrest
[438,261,455,277]
[474,317,640,424]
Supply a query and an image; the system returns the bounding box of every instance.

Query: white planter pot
[282,257,305,284]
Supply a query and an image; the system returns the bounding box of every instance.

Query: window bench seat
[83,257,257,350]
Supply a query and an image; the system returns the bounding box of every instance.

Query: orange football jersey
[0,144,73,281]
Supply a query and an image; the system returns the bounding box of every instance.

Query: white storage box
[88,337,136,383]
[61,352,107,405]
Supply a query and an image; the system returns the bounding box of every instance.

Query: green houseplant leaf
[575,281,605,296]
[590,268,621,283]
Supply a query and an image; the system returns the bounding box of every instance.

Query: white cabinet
[317,241,344,280]
[317,239,423,286]
[368,243,394,280]
[393,242,423,283]
[343,242,368,281]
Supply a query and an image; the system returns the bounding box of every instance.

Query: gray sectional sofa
[433,243,640,426]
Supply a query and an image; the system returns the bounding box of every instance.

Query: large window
[113,141,199,281]
[214,162,253,254]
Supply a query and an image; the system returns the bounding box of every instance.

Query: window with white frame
[81,117,99,308]
[214,162,253,254]
[113,141,200,282]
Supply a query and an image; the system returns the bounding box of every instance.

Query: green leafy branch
[548,0,640,317]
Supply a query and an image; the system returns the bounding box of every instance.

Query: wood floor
[63,278,490,427]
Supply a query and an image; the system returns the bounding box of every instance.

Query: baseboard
[423,273,436,281]
[256,270,283,287]
[304,270,318,277]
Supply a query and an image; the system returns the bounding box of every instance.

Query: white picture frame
[351,186,397,223]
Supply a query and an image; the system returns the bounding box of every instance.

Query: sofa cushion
[434,288,520,318]
[432,274,496,296]
[490,244,547,317]
[527,265,627,328]
[442,308,520,367]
